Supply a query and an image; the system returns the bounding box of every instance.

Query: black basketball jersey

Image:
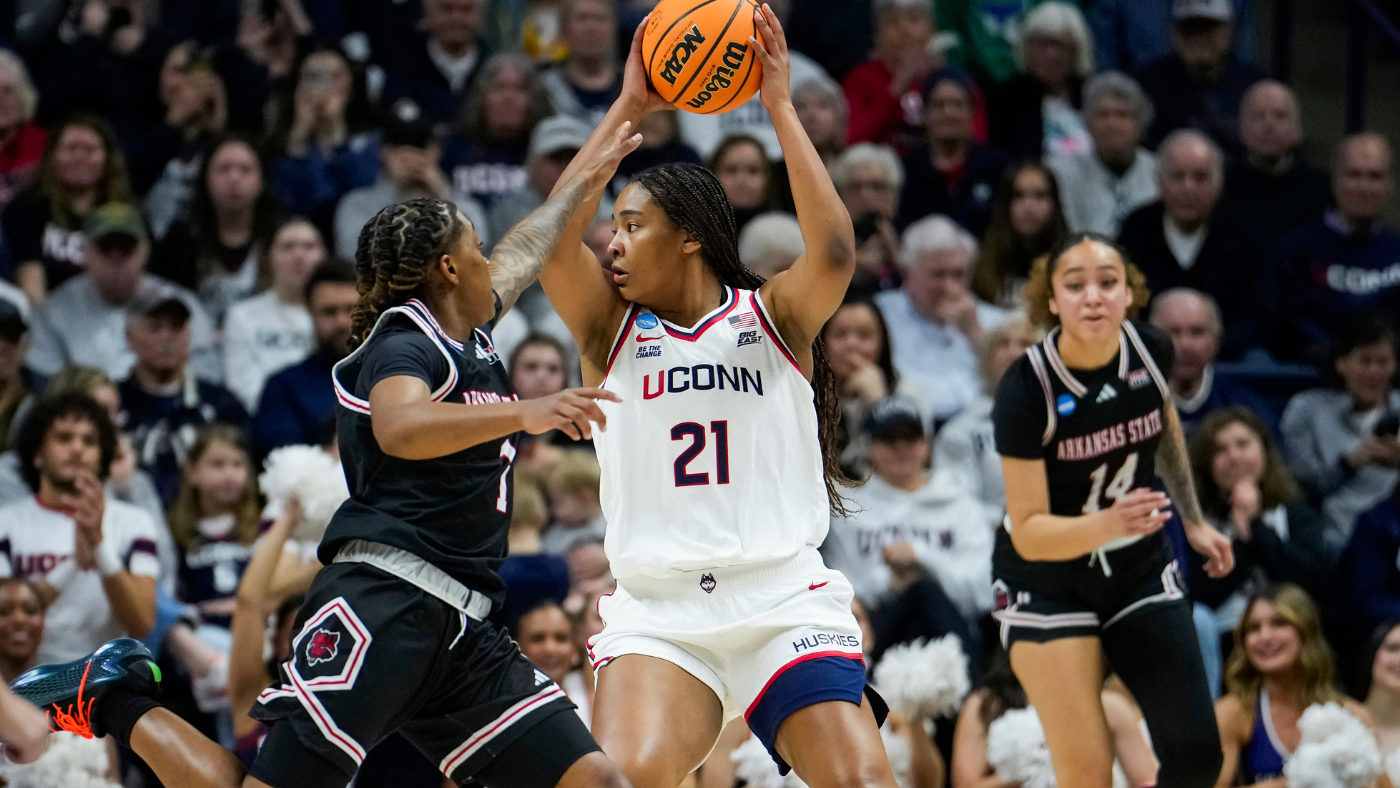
[993,320,1175,527]
[321,298,520,604]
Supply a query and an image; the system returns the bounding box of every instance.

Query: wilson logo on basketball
[686,42,749,110]
[659,25,706,85]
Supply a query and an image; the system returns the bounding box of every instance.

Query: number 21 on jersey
[1082,452,1138,513]
[672,421,730,487]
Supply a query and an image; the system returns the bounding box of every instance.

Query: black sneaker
[9,638,161,739]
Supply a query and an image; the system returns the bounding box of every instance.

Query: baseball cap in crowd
[383,99,435,149]
[0,298,26,342]
[865,397,927,442]
[84,202,149,248]
[1172,0,1233,22]
[126,288,192,325]
[528,115,593,163]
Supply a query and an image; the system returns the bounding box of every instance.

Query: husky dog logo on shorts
[307,629,341,666]
[700,573,717,594]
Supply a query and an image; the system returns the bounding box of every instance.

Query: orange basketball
[642,0,764,115]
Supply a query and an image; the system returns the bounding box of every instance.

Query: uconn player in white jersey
[537,9,899,788]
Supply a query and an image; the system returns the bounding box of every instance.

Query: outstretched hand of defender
[521,388,622,441]
[1186,519,1234,578]
[581,120,644,188]
[621,15,677,114]
[750,3,791,111]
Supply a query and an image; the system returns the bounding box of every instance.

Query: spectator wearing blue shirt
[119,292,248,505]
[1134,0,1263,157]
[438,53,551,211]
[251,260,357,455]
[378,0,492,128]
[1336,489,1400,657]
[272,49,379,233]
[1088,0,1257,75]
[1269,134,1400,366]
[1149,288,1278,440]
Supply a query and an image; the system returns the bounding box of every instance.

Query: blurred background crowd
[0,0,1397,786]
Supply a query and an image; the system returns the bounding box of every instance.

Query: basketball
[642,0,764,115]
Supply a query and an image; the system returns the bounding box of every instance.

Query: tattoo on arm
[1156,403,1205,524]
[488,178,589,315]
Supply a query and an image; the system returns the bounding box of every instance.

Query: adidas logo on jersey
[737,330,760,347]
[534,669,551,686]
[1096,384,1118,404]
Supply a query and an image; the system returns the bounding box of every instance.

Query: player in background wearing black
[991,233,1234,788]
[8,124,644,788]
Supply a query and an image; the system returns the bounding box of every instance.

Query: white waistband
[617,548,824,599]
[333,539,493,621]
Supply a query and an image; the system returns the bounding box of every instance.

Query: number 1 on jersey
[672,421,730,487]
[1082,451,1138,513]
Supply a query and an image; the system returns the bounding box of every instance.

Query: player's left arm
[750,5,856,374]
[488,123,642,317]
[1156,399,1234,578]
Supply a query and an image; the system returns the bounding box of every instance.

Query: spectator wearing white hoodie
[822,397,998,623]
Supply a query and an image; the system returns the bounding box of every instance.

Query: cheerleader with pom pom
[1214,585,1374,788]
[951,653,1158,788]
[1359,622,1400,764]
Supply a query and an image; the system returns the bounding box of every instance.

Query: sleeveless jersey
[323,298,520,603]
[594,286,828,581]
[992,320,1174,553]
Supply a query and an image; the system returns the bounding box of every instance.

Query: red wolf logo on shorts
[306,628,341,666]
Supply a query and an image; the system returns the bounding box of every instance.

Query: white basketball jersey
[594,286,828,582]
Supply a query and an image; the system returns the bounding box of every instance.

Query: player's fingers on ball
[762,4,787,50]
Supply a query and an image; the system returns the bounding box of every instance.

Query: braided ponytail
[630,164,855,515]
[348,198,465,351]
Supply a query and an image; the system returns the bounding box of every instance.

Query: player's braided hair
[631,163,855,515]
[349,198,465,350]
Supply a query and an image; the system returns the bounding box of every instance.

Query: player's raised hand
[621,15,677,114]
[1104,488,1171,539]
[521,388,622,441]
[750,3,791,111]
[580,121,644,189]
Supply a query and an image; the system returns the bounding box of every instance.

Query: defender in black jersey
[991,234,1232,788]
[10,123,645,788]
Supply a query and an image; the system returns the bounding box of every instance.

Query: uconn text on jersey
[641,365,764,399]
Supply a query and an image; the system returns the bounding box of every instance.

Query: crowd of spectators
[0,0,1395,786]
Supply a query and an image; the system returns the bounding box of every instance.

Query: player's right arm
[541,17,672,378]
[369,376,620,460]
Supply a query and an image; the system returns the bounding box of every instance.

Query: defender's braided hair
[349,198,465,350]
[631,163,855,514]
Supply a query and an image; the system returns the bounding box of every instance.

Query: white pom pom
[259,445,349,542]
[881,725,913,788]
[986,707,1057,788]
[1285,703,1382,788]
[0,731,120,788]
[872,635,970,720]
[1384,749,1400,788]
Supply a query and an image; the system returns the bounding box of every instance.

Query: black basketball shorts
[249,554,599,788]
[990,529,1188,648]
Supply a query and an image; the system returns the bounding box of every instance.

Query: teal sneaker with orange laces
[9,639,161,739]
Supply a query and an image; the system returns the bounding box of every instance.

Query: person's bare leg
[774,696,899,788]
[1010,637,1115,788]
[592,655,724,788]
[555,751,633,788]
[127,707,247,788]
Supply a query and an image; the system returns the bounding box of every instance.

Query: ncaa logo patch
[699,573,717,594]
[636,313,659,329]
[1056,394,1077,416]
[293,597,373,691]
[306,628,340,666]
[474,329,500,365]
